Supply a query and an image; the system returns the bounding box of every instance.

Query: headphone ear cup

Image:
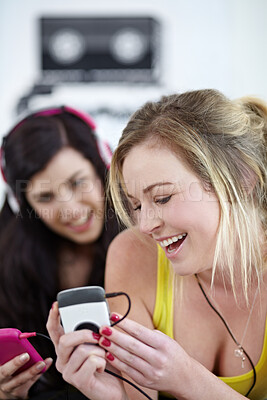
[97,139,113,168]
[0,147,7,183]
[5,184,20,214]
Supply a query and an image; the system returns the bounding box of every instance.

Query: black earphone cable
[104,369,153,400]
[105,291,131,326]
[36,332,52,341]
[195,274,256,397]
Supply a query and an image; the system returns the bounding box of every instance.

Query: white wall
[0,0,267,200]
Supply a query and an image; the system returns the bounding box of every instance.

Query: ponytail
[238,96,267,145]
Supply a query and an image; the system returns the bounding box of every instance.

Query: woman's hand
[0,355,52,399]
[46,303,127,400]
[98,313,190,397]
[98,314,248,400]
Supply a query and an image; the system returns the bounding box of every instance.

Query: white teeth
[160,233,186,248]
[70,215,89,227]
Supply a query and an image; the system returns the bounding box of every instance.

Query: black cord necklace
[195,274,256,397]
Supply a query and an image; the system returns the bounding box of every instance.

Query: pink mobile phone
[0,328,46,375]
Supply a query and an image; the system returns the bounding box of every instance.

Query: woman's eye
[71,179,85,189]
[133,204,141,211]
[156,195,171,205]
[38,193,54,203]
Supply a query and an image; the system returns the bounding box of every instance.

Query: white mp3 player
[57,286,110,333]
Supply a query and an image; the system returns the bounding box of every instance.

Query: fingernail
[106,352,115,361]
[101,327,112,336]
[36,361,46,371]
[110,313,120,322]
[101,338,111,347]
[20,353,30,362]
[92,332,101,340]
[51,302,56,310]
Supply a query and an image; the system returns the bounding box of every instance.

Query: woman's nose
[139,207,162,235]
[56,195,86,223]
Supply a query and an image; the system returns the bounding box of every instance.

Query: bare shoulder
[105,228,157,280]
[105,228,158,321]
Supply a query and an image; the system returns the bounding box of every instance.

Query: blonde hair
[109,89,267,298]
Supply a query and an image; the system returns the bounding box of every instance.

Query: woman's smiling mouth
[159,233,187,254]
[67,212,94,233]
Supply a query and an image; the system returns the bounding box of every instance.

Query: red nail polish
[106,352,115,361]
[92,332,101,340]
[101,338,111,347]
[101,327,112,336]
[110,313,120,322]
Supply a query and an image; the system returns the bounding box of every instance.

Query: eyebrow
[127,182,173,198]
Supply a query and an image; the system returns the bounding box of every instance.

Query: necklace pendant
[234,346,246,368]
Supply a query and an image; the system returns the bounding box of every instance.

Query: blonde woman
[47,89,267,400]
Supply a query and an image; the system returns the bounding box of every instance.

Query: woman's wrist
[167,353,195,399]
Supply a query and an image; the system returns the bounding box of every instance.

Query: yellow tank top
[153,245,267,400]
